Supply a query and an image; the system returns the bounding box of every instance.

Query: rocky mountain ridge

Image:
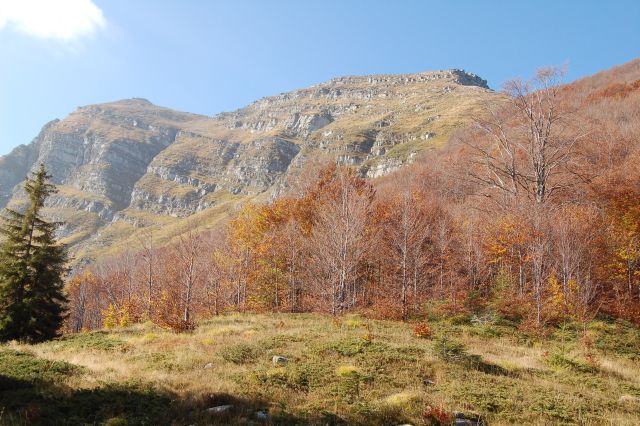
[0,69,502,263]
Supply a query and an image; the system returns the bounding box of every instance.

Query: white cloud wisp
[0,0,106,41]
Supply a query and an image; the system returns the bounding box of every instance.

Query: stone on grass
[207,404,233,414]
[454,411,481,426]
[272,355,288,365]
[203,362,213,369]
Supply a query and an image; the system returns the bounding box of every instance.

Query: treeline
[67,66,640,332]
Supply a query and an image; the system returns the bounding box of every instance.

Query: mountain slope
[0,70,503,264]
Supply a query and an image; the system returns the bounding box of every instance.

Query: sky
[0,0,639,155]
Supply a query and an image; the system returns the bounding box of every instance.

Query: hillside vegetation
[2,59,640,426]
[1,313,639,425]
[0,70,501,267]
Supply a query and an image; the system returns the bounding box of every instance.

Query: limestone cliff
[0,70,502,263]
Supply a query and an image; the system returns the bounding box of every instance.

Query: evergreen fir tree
[0,164,68,342]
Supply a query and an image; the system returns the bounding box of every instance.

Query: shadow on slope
[0,349,308,426]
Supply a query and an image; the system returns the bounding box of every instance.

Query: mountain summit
[0,69,501,263]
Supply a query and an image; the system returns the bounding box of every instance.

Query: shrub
[433,337,467,362]
[54,331,128,352]
[0,349,80,384]
[413,321,431,338]
[343,315,366,328]
[335,365,361,404]
[592,319,640,359]
[423,405,452,425]
[470,312,498,326]
[250,366,317,392]
[467,324,503,338]
[446,313,471,326]
[220,343,259,364]
[546,349,595,373]
[102,304,133,329]
[326,338,369,356]
[335,365,360,377]
[433,337,481,366]
[580,333,599,368]
[142,333,159,343]
[384,391,420,408]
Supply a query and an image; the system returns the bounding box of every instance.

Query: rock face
[0,70,502,263]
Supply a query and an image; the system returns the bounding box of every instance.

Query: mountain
[0,69,502,264]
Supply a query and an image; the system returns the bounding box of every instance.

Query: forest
[66,64,640,336]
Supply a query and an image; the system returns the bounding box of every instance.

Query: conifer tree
[0,164,67,342]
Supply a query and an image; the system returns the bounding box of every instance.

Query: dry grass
[2,314,639,425]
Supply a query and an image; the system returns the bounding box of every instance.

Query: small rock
[620,394,640,403]
[255,410,268,421]
[203,362,213,369]
[207,404,233,414]
[454,411,480,426]
[272,355,288,365]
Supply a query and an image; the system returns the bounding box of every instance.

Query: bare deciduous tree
[467,67,586,206]
[308,167,374,315]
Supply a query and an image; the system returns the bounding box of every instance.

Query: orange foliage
[65,61,640,331]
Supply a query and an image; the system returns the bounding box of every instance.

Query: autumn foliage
[65,60,640,332]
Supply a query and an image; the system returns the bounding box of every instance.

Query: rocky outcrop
[0,120,54,208]
[0,69,502,262]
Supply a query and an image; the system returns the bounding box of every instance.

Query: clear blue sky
[1,0,638,155]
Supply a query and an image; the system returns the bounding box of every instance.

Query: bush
[446,313,471,326]
[467,324,504,338]
[384,391,420,409]
[335,365,360,377]
[0,349,80,384]
[54,331,128,352]
[592,319,640,359]
[433,337,467,362]
[433,337,481,366]
[142,333,159,343]
[335,365,362,404]
[545,349,595,373]
[423,405,452,425]
[413,321,431,338]
[343,315,366,329]
[325,338,370,356]
[220,343,260,364]
[250,365,319,392]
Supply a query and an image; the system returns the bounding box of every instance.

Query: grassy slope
[1,314,639,425]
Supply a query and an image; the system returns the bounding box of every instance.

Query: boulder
[207,404,233,414]
[272,355,288,365]
[454,411,481,426]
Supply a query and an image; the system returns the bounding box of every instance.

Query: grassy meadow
[1,313,639,425]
